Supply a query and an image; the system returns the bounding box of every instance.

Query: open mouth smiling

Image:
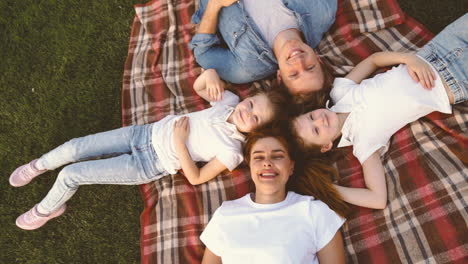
[259,170,278,179]
[287,48,303,60]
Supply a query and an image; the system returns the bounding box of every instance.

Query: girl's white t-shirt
[200,192,345,264]
[330,63,452,164]
[151,91,245,174]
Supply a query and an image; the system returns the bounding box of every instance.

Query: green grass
[0,0,465,263]
[1,1,142,263]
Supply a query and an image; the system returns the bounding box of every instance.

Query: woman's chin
[255,184,285,195]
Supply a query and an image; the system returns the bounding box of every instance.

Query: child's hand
[405,54,436,90]
[204,69,225,101]
[173,116,190,148]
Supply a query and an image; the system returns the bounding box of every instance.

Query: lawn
[0,0,466,263]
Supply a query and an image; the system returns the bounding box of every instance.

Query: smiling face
[276,40,325,96]
[231,93,274,133]
[249,137,295,197]
[293,109,340,152]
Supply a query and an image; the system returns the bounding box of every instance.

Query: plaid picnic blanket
[121,0,468,263]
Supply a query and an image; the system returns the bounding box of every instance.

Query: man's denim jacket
[189,0,337,84]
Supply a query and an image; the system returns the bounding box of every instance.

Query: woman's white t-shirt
[200,191,345,264]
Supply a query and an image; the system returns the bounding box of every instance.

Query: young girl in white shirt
[291,14,467,209]
[9,69,289,230]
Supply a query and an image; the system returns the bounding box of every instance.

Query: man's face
[276,39,324,96]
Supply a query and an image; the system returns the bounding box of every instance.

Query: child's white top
[329,62,452,164]
[200,191,345,264]
[151,91,245,174]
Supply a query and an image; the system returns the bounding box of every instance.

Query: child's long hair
[287,118,348,218]
[243,125,350,218]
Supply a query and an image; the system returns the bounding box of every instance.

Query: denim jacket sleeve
[189,33,255,84]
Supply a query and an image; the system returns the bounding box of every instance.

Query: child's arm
[346,51,435,89]
[201,248,222,264]
[173,116,228,185]
[333,151,387,209]
[193,69,226,102]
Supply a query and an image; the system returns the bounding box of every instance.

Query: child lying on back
[291,14,467,209]
[10,68,288,230]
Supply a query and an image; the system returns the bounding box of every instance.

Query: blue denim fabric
[189,0,337,84]
[416,14,468,104]
[37,124,167,214]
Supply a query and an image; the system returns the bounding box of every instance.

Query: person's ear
[276,70,282,84]
[320,142,333,153]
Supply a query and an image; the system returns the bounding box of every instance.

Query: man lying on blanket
[190,0,336,97]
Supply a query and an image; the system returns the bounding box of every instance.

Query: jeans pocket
[228,24,248,48]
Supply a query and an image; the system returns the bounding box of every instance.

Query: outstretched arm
[173,116,228,185]
[333,151,387,209]
[346,51,435,89]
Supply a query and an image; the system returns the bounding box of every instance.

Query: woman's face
[249,137,295,196]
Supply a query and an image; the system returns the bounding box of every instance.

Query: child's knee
[60,138,83,160]
[56,165,80,189]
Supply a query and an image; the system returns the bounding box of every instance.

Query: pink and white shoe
[9,159,47,187]
[16,204,66,230]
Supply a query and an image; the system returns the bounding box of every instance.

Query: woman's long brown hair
[244,125,350,218]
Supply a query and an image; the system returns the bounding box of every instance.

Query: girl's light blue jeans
[36,124,167,214]
[416,13,468,104]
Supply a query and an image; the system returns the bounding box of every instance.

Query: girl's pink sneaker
[9,159,47,187]
[16,204,66,230]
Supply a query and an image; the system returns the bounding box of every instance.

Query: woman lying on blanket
[200,127,348,264]
[9,69,289,230]
[290,14,467,209]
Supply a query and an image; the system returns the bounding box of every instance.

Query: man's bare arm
[197,0,238,34]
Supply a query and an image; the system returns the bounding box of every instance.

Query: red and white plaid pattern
[121,0,468,263]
